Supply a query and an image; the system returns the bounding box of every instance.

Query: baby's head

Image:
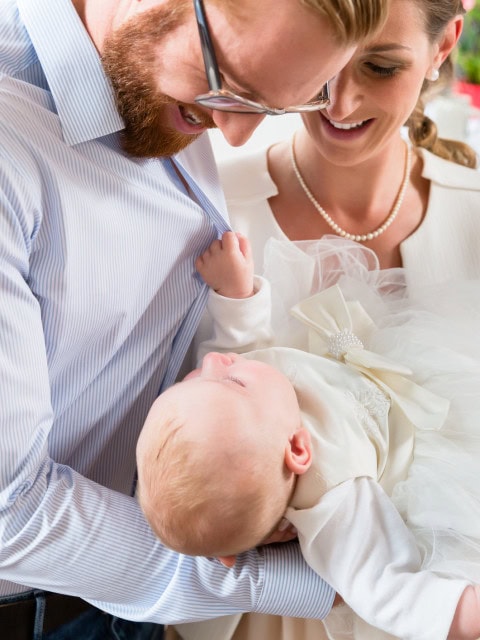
[136,352,312,563]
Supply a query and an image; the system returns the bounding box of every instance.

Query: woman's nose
[325,72,363,122]
[211,112,266,146]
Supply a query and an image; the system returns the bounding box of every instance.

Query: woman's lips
[321,112,374,139]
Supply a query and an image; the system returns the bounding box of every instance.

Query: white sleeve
[286,477,469,640]
[195,275,274,365]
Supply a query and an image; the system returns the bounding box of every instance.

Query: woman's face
[301,0,458,166]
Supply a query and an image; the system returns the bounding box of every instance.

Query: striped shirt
[0,0,334,621]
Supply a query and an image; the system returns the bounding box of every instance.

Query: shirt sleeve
[286,477,469,640]
[2,464,336,622]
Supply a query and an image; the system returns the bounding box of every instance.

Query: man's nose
[211,111,266,146]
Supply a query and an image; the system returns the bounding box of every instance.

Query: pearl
[290,137,412,244]
[327,328,364,360]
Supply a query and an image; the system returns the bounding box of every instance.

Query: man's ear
[216,555,236,568]
[284,427,312,475]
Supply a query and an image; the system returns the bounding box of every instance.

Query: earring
[427,67,440,82]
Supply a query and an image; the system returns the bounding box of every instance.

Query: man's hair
[301,0,389,44]
[215,0,389,45]
[137,405,290,557]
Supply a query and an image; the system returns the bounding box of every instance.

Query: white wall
[209,113,301,162]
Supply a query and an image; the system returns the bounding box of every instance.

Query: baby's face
[181,352,302,440]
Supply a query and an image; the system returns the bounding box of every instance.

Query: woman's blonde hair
[406,0,477,168]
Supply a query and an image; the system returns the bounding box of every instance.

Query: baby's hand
[448,584,480,639]
[195,231,254,299]
[261,518,298,546]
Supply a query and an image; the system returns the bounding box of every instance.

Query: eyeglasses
[193,0,330,115]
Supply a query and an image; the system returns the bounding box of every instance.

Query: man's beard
[102,3,215,158]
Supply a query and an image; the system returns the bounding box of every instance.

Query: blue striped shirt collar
[17,0,124,146]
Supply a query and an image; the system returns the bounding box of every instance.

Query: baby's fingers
[220,231,241,254]
[235,233,252,260]
[195,238,221,267]
[261,519,298,545]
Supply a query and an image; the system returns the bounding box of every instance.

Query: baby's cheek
[183,369,200,380]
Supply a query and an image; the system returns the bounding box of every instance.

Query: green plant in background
[457,1,480,84]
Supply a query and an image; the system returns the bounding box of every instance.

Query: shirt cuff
[255,542,335,619]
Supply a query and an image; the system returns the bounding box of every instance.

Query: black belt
[0,591,95,639]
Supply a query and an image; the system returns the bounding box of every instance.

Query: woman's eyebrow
[365,43,412,54]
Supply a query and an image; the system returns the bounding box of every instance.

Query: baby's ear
[216,555,237,568]
[284,427,312,475]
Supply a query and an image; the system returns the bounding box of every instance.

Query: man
[0,0,388,638]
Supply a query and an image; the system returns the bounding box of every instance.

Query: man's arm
[0,169,333,622]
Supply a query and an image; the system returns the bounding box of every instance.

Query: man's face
[102,0,356,158]
[102,1,215,157]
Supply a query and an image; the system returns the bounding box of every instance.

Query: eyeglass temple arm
[321,82,330,101]
[194,0,222,91]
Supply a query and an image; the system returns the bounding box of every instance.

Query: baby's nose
[201,351,233,375]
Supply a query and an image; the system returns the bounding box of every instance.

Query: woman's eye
[366,62,400,77]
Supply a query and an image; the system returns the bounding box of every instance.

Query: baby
[137,349,305,562]
[137,232,480,640]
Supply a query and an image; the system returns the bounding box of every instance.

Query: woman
[221,0,478,279]
[173,0,480,638]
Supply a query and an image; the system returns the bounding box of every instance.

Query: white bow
[291,284,449,431]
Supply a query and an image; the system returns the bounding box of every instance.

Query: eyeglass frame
[193,0,330,115]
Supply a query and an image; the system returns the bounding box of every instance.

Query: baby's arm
[194,232,274,365]
[196,231,254,299]
[287,477,474,640]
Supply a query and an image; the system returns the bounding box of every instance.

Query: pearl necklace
[290,137,412,243]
